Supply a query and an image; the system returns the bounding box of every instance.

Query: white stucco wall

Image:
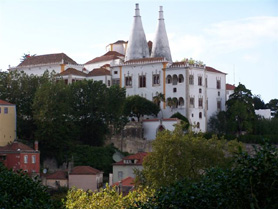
[112,164,143,183]
[142,119,179,140]
[255,109,271,119]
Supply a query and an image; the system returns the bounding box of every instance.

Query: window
[114,71,118,74]
[199,112,202,119]
[173,88,177,93]
[178,74,184,83]
[205,78,208,87]
[118,171,123,180]
[64,79,68,85]
[198,98,203,108]
[218,91,220,96]
[125,76,132,87]
[189,75,194,85]
[190,97,195,108]
[24,155,28,164]
[4,107,8,113]
[217,101,221,111]
[32,155,36,164]
[178,97,184,106]
[166,75,172,84]
[197,122,200,129]
[199,88,202,94]
[112,79,120,86]
[172,75,178,85]
[108,80,111,86]
[153,74,160,85]
[217,80,221,89]
[198,76,202,86]
[139,75,146,88]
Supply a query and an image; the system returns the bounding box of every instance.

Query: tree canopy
[123,95,160,121]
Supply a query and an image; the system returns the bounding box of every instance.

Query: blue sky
[0,0,277,102]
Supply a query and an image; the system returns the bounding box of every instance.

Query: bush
[0,163,58,209]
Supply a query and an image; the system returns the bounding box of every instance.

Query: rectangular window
[112,79,120,86]
[217,80,221,89]
[24,155,28,164]
[198,98,203,108]
[107,80,111,86]
[139,75,146,88]
[198,76,202,86]
[189,75,194,85]
[4,107,8,114]
[125,76,132,87]
[153,74,160,85]
[32,155,36,164]
[217,101,221,111]
[118,171,123,180]
[173,88,177,93]
[190,97,195,108]
[114,71,118,74]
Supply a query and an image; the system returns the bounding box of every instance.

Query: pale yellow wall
[0,105,16,146]
[69,174,98,191]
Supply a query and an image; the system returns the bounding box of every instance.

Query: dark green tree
[226,83,256,135]
[208,111,228,134]
[170,112,190,130]
[0,163,58,208]
[266,99,278,118]
[123,95,160,121]
[253,95,266,110]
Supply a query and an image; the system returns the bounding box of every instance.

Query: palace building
[8,4,230,132]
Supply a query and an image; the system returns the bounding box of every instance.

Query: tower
[151,6,172,62]
[125,4,150,61]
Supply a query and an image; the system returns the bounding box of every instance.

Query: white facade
[142,118,179,140]
[255,109,272,119]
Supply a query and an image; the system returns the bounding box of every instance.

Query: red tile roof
[103,51,124,57]
[87,68,110,77]
[70,166,101,175]
[46,170,68,180]
[85,51,124,65]
[226,83,236,90]
[206,66,226,75]
[0,141,35,152]
[0,100,14,105]
[114,152,148,166]
[18,53,77,67]
[113,177,135,187]
[142,118,179,122]
[58,68,87,77]
[112,40,127,45]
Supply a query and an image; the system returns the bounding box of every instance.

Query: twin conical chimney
[124,4,150,61]
[151,6,172,62]
[125,4,172,62]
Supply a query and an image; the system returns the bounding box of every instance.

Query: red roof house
[0,141,40,177]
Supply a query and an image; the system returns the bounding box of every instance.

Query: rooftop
[113,176,135,187]
[87,68,110,77]
[0,141,37,152]
[70,166,102,175]
[114,152,148,166]
[58,68,87,77]
[226,83,236,90]
[17,53,78,67]
[46,170,68,180]
[0,99,14,105]
[206,66,226,75]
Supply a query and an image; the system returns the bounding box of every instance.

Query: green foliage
[64,184,155,209]
[0,163,57,209]
[253,95,266,110]
[123,95,160,121]
[266,99,278,118]
[226,83,256,135]
[0,71,52,141]
[170,112,190,130]
[141,125,242,188]
[208,111,228,134]
[133,140,278,209]
[70,144,116,175]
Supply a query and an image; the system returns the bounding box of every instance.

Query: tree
[20,53,36,62]
[266,99,278,118]
[253,95,266,109]
[226,83,256,135]
[0,71,52,141]
[170,112,190,131]
[166,97,178,110]
[153,92,165,107]
[0,163,58,208]
[141,125,242,188]
[33,81,75,164]
[133,141,278,209]
[123,95,160,121]
[208,111,228,134]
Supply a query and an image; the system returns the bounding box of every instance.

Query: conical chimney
[125,4,150,61]
[151,6,172,62]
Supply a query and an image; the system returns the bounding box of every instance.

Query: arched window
[157,125,165,132]
[178,74,184,83]
[178,97,184,106]
[173,97,178,108]
[197,122,200,129]
[172,75,178,85]
[166,75,172,84]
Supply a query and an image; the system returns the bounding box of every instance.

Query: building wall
[69,174,102,191]
[0,104,16,146]
[46,179,68,189]
[142,119,179,140]
[113,165,143,183]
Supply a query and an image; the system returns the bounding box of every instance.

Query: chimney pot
[34,141,39,151]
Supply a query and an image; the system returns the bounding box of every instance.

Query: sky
[0,0,277,103]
